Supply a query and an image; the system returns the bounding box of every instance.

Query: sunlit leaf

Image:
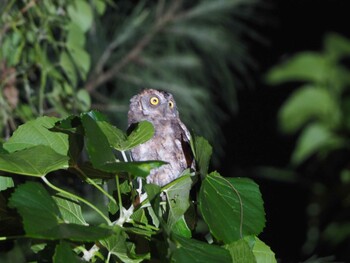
[199,172,265,243]
[0,146,69,177]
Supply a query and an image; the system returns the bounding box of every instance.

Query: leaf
[251,237,276,263]
[324,33,350,60]
[53,195,87,225]
[171,216,192,238]
[9,182,113,241]
[266,52,328,84]
[171,235,232,263]
[291,123,344,165]
[224,239,256,263]
[3,116,69,155]
[101,161,165,178]
[97,121,128,151]
[67,0,93,32]
[81,114,116,167]
[54,241,82,263]
[100,225,149,263]
[164,175,192,230]
[0,146,69,177]
[278,85,341,133]
[199,172,265,243]
[192,136,212,177]
[126,121,155,150]
[0,176,14,191]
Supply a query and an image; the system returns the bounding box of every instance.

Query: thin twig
[84,0,183,92]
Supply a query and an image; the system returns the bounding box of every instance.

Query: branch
[84,0,183,92]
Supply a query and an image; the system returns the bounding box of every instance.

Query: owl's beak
[159,103,168,115]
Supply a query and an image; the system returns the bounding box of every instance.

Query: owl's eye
[168,101,174,109]
[150,96,159,106]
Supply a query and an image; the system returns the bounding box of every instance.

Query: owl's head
[128,89,179,123]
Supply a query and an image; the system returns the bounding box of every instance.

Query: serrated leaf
[251,237,276,263]
[0,146,69,177]
[164,175,192,230]
[9,182,113,241]
[126,121,155,150]
[100,226,149,263]
[53,195,87,225]
[3,116,69,155]
[199,172,265,243]
[172,235,232,263]
[81,114,116,167]
[224,239,256,263]
[192,136,212,177]
[54,241,82,263]
[0,176,14,191]
[278,85,341,133]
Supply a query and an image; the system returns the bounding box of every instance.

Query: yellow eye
[150,96,159,106]
[169,101,174,109]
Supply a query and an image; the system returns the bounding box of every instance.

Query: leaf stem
[74,166,116,205]
[41,176,111,225]
[115,175,123,218]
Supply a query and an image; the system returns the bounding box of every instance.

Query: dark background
[221,0,350,261]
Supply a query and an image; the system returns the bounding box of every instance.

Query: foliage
[266,33,350,258]
[0,0,264,149]
[0,111,275,262]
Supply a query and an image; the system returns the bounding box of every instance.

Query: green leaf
[76,89,91,111]
[67,0,93,32]
[164,175,192,230]
[251,237,277,263]
[324,33,350,60]
[171,235,232,263]
[3,116,69,155]
[266,52,328,84]
[81,114,116,167]
[0,176,14,191]
[60,51,77,86]
[100,226,149,263]
[68,46,91,78]
[291,123,344,165]
[199,172,265,243]
[278,85,341,133]
[97,121,128,151]
[9,182,113,241]
[99,120,155,151]
[171,216,192,238]
[53,195,87,225]
[192,136,212,177]
[126,121,155,150]
[0,146,69,177]
[101,161,165,178]
[224,239,256,263]
[54,241,82,263]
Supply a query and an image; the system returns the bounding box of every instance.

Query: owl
[128,89,194,186]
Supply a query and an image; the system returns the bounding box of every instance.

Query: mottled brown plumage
[128,89,193,186]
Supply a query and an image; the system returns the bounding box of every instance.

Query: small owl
[128,89,194,186]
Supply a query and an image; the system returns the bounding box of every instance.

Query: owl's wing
[178,121,195,170]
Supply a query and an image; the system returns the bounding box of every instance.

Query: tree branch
[84,0,183,92]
